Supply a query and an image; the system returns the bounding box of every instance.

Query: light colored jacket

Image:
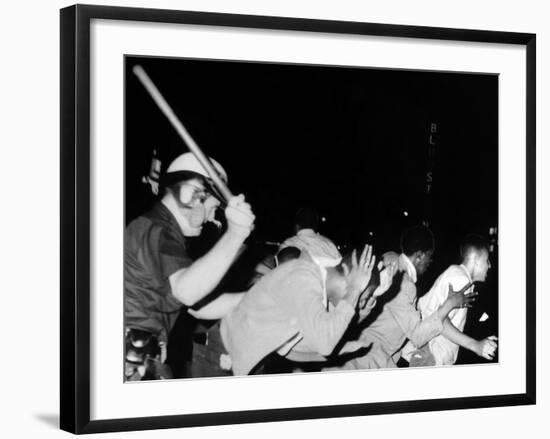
[220,257,355,375]
[344,252,444,369]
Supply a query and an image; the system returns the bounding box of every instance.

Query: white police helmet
[164,152,227,185]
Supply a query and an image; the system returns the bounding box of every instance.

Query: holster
[125,328,173,381]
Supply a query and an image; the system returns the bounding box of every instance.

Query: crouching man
[220,245,393,375]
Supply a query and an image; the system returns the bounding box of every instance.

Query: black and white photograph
[124,55,499,381]
[1,0,545,437]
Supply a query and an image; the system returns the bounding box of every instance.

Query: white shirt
[400,253,418,284]
[417,264,474,366]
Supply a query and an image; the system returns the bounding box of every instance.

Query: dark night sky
[125,56,498,276]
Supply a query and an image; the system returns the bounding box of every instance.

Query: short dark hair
[400,225,435,256]
[276,246,302,265]
[460,234,489,260]
[295,207,320,231]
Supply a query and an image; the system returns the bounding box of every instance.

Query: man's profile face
[473,249,491,282]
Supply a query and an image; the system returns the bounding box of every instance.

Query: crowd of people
[124,152,498,381]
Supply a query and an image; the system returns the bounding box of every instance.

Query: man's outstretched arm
[407,282,477,348]
[441,318,498,360]
[188,292,245,320]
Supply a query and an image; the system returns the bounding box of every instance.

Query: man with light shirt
[330,225,476,370]
[410,234,498,366]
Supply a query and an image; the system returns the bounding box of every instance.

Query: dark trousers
[185,322,232,378]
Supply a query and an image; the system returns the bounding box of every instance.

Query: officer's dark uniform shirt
[125,202,192,342]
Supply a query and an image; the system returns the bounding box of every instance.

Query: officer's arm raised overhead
[169,194,255,306]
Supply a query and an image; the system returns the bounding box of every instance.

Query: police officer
[124,152,255,380]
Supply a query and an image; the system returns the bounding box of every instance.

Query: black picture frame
[60,4,536,434]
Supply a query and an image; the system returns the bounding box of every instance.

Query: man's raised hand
[343,245,376,305]
[445,282,477,310]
